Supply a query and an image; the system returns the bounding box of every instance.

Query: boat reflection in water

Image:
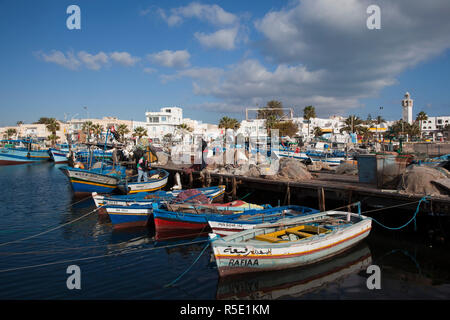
[216,243,372,300]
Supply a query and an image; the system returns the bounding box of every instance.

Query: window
[437,119,442,124]
[161,116,166,122]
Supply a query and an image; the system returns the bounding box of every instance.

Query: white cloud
[160,67,224,84]
[109,52,141,66]
[147,50,191,68]
[194,27,238,50]
[253,0,450,105]
[143,67,157,74]
[159,2,238,27]
[77,51,109,70]
[37,50,81,70]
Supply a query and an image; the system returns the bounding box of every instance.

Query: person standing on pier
[137,156,148,182]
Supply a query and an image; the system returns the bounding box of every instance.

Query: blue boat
[100,186,226,229]
[60,165,127,195]
[0,139,50,165]
[152,201,272,234]
[49,143,71,163]
[92,185,226,208]
[207,205,320,236]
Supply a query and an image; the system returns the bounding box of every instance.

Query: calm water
[0,162,449,300]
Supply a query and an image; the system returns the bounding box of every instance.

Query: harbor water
[1,162,449,300]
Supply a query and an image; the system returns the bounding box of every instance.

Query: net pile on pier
[398,165,450,196]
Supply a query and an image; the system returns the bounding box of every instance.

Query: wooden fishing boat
[105,204,154,229]
[100,186,226,228]
[92,185,225,208]
[59,165,126,196]
[210,210,372,277]
[207,205,320,236]
[152,202,270,233]
[117,169,169,194]
[106,199,267,230]
[0,140,50,165]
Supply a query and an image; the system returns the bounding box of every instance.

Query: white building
[402,92,413,124]
[421,116,450,133]
[145,107,183,140]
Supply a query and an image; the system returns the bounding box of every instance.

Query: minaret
[401,92,413,124]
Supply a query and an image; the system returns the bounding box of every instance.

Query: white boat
[210,210,372,277]
[117,169,169,194]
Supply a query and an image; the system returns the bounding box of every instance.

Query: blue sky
[1,0,450,127]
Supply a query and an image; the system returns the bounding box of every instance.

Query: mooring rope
[365,196,430,231]
[0,206,103,248]
[0,238,209,274]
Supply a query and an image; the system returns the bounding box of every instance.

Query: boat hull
[49,148,69,163]
[208,205,319,237]
[60,166,121,195]
[105,206,152,229]
[117,169,169,194]
[211,212,372,277]
[0,148,50,165]
[92,186,225,208]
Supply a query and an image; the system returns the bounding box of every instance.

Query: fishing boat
[60,165,126,195]
[152,201,270,233]
[103,186,228,229]
[92,185,225,209]
[0,140,51,165]
[207,205,320,236]
[49,143,71,163]
[117,169,169,194]
[210,210,372,277]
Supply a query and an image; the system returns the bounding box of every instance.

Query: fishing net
[398,165,450,196]
[173,189,211,204]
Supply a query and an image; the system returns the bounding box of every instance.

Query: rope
[0,238,208,274]
[164,241,211,287]
[367,196,429,231]
[0,206,103,247]
[164,235,220,287]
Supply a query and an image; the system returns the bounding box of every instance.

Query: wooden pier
[153,165,450,216]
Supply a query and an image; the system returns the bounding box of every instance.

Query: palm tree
[91,124,104,141]
[47,134,59,146]
[81,121,94,141]
[340,115,363,134]
[257,100,284,119]
[313,126,323,137]
[16,121,24,126]
[46,118,60,135]
[416,111,428,139]
[133,126,148,144]
[177,123,194,132]
[303,106,316,138]
[116,124,130,142]
[5,128,17,139]
[218,117,240,130]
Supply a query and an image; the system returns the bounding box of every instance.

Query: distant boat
[210,210,372,277]
[60,165,126,196]
[207,205,320,237]
[49,143,71,163]
[152,201,269,234]
[117,169,169,194]
[0,139,50,165]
